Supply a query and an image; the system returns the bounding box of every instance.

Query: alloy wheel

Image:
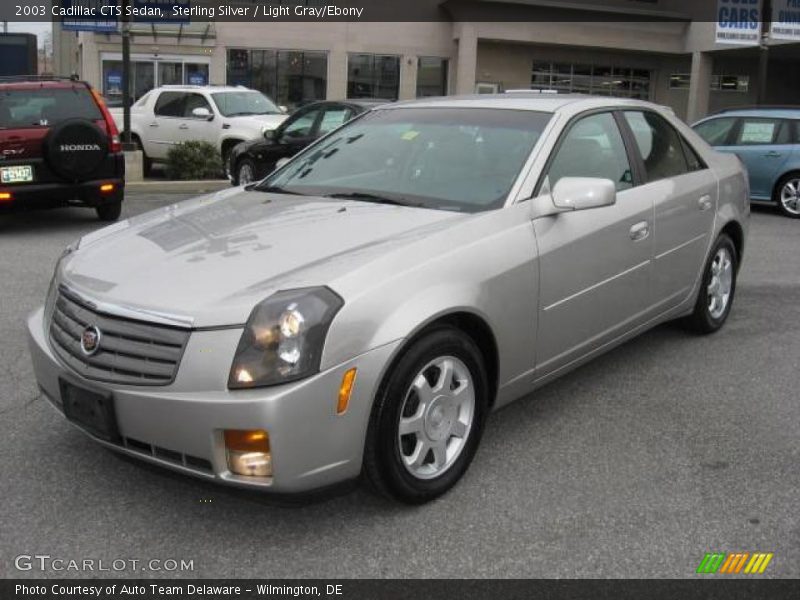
[780,178,800,216]
[707,246,733,320]
[397,356,475,480]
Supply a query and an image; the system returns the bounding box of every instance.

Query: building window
[416,57,448,97]
[348,54,400,100]
[531,62,651,99]
[227,49,327,110]
[669,73,750,92]
[101,58,209,106]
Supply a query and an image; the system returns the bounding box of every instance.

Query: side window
[154,92,185,117]
[775,120,792,145]
[182,93,212,118]
[735,118,783,145]
[318,107,353,136]
[680,137,706,172]
[624,111,689,183]
[693,117,737,146]
[546,112,633,192]
[282,109,321,139]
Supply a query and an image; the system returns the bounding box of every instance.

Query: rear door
[175,92,217,146]
[729,116,792,199]
[147,91,186,159]
[533,111,654,376]
[622,110,716,307]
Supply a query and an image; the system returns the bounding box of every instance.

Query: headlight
[228,287,343,389]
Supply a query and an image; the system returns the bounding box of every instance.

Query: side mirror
[279,105,289,114]
[263,128,278,141]
[552,177,616,211]
[275,157,291,170]
[192,107,213,120]
[531,177,616,218]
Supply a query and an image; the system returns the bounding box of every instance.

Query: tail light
[90,87,122,153]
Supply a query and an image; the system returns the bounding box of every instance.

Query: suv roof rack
[713,104,800,114]
[0,74,82,83]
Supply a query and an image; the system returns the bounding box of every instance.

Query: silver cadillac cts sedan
[28,94,749,504]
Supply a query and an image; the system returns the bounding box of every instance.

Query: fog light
[224,429,272,477]
[100,183,115,193]
[0,192,12,202]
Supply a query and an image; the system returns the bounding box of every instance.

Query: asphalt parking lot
[1,192,798,579]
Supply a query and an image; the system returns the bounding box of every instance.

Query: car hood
[61,188,466,327]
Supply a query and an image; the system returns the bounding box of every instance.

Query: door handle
[698,195,713,211]
[764,151,781,158]
[149,122,158,128]
[178,124,189,130]
[629,221,649,242]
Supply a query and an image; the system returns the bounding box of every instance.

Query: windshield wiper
[324,192,422,207]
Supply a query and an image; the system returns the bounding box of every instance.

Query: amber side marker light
[99,183,115,193]
[0,192,12,202]
[337,368,357,415]
[224,429,272,477]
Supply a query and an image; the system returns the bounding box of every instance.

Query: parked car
[692,107,800,218]
[228,99,386,185]
[0,76,124,221]
[28,95,748,504]
[109,85,287,176]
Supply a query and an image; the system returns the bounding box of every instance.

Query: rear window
[0,86,102,129]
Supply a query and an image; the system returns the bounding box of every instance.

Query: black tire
[96,201,122,222]
[363,326,489,504]
[684,234,738,334]
[236,158,257,186]
[772,172,800,219]
[133,137,153,177]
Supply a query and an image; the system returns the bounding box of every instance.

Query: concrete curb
[126,180,231,194]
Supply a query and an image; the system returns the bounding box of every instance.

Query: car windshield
[0,87,102,128]
[258,107,551,212]
[211,91,281,117]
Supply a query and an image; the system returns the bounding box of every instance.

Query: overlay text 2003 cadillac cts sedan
[28,94,749,504]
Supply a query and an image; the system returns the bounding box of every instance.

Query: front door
[533,111,654,377]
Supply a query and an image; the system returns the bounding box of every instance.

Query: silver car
[28,94,749,504]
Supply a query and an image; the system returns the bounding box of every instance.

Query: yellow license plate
[0,165,34,184]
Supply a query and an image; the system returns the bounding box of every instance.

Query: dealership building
[52,0,800,122]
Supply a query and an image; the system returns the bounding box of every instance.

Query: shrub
[165,141,224,180]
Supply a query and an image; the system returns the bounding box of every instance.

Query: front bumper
[27,306,400,493]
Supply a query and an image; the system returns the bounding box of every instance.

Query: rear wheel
[774,172,800,218]
[685,234,738,334]
[96,201,122,222]
[133,137,153,177]
[363,327,488,504]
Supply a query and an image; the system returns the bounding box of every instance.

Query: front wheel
[363,327,489,504]
[774,173,800,218]
[236,158,256,186]
[685,234,738,334]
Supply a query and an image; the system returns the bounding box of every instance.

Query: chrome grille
[49,290,190,386]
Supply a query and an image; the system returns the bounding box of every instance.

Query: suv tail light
[90,87,122,153]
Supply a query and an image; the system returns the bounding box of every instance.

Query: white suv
[110,85,287,175]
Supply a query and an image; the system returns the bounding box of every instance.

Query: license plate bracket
[0,165,34,184]
[60,379,120,443]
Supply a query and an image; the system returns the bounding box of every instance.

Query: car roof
[155,85,257,93]
[0,78,89,90]
[703,107,800,120]
[384,93,671,115]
